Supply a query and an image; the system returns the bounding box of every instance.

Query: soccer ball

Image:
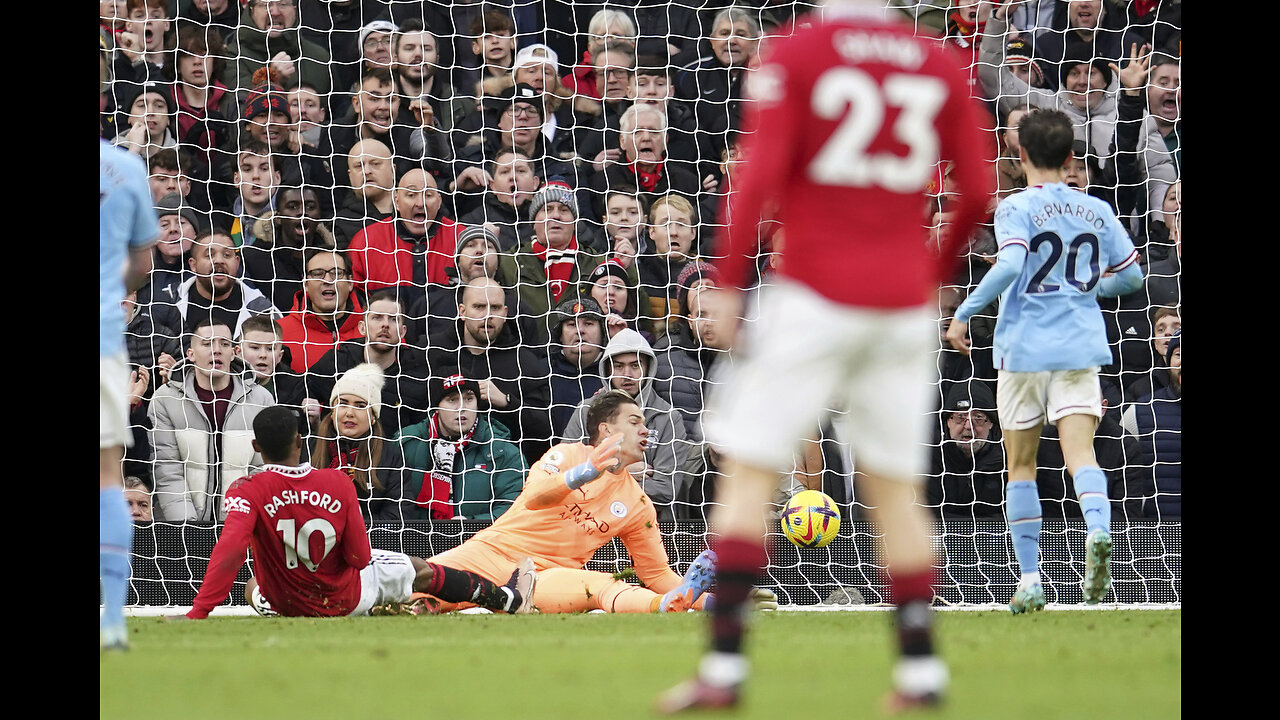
[780,490,841,548]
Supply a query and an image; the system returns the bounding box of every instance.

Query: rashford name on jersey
[252,489,346,518]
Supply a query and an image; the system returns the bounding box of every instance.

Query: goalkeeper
[417,390,759,614]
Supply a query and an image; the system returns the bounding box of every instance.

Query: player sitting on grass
[946,108,1144,613]
[183,405,536,619]
[417,389,730,614]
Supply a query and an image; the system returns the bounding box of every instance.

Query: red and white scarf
[413,414,477,520]
[532,237,579,304]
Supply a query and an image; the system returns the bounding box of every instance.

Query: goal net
[102,0,1181,609]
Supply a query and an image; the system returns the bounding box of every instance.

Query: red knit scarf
[627,162,664,193]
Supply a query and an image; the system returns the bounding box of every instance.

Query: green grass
[101,610,1180,720]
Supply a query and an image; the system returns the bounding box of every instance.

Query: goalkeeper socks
[708,538,765,656]
[890,569,936,657]
[1072,466,1112,536]
[100,486,133,631]
[1005,480,1042,578]
[422,562,510,612]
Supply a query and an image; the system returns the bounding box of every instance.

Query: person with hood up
[560,328,698,522]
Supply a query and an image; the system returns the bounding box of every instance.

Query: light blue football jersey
[100,140,159,358]
[977,183,1138,372]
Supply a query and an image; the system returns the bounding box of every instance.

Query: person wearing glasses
[926,382,1006,520]
[452,84,579,207]
[279,248,366,373]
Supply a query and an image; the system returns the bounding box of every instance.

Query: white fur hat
[330,363,386,419]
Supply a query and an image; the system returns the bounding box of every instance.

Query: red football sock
[890,568,937,657]
[709,538,767,655]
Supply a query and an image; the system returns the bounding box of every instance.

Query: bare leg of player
[656,458,776,713]
[857,471,948,711]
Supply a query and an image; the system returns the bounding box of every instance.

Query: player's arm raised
[186,484,257,619]
[523,434,625,509]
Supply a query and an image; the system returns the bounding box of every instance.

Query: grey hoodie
[979,15,1120,168]
[561,329,702,521]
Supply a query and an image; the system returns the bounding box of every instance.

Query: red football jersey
[717,5,994,307]
[188,464,372,618]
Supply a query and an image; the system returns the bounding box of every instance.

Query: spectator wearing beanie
[308,362,409,523]
[142,192,201,306]
[112,81,179,160]
[396,371,528,521]
[926,382,1006,520]
[408,225,537,347]
[501,180,639,343]
[977,11,1121,173]
[580,258,655,341]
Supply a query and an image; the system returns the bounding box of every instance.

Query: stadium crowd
[101,0,1181,526]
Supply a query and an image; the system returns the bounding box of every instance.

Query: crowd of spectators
[103,0,1181,525]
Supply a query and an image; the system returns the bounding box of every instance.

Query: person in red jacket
[278,248,365,373]
[346,167,460,311]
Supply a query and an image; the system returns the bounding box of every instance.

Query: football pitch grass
[102,609,1180,719]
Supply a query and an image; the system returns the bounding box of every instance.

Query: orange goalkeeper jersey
[463,442,684,593]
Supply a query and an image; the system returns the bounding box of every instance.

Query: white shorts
[100,354,132,449]
[996,368,1103,431]
[705,280,934,480]
[351,550,418,616]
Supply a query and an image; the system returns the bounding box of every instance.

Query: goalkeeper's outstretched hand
[702,587,779,612]
[750,588,779,611]
[565,433,625,489]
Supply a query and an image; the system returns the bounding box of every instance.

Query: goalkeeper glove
[750,587,779,611]
[565,432,625,489]
[701,587,780,612]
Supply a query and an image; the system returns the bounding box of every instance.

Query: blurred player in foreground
[946,108,1143,613]
[418,390,731,615]
[183,406,535,619]
[101,47,160,651]
[657,0,993,712]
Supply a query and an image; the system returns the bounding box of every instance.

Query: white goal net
[101,0,1181,608]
